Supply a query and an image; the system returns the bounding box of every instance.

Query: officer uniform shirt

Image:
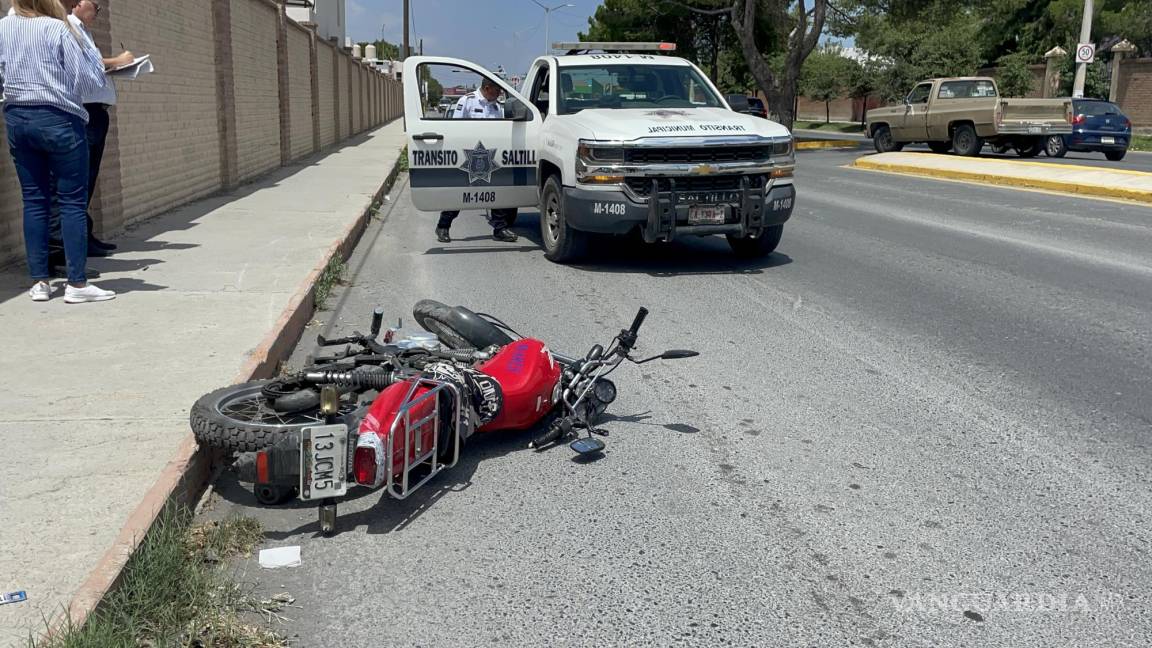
[451,89,503,119]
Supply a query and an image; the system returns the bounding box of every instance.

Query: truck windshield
[556,65,723,115]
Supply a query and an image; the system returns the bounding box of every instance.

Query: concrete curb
[52,145,406,640]
[850,156,1152,204]
[796,139,865,150]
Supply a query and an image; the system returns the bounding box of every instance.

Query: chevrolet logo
[692,164,717,175]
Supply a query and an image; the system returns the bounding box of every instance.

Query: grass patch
[313,254,347,309]
[796,121,866,134]
[1130,135,1152,152]
[397,145,409,172]
[29,507,285,648]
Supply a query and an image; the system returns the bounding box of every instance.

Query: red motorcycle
[190,300,697,534]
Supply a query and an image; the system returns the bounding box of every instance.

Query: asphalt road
[794,128,1152,173]
[203,153,1152,647]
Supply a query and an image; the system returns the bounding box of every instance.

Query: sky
[347,0,605,77]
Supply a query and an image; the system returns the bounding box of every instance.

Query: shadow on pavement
[508,212,793,277]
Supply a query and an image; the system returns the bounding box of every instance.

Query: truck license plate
[1102,136,1115,144]
[300,424,348,501]
[688,205,725,225]
[1027,125,1045,134]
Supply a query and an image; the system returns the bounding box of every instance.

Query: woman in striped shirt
[0,0,114,302]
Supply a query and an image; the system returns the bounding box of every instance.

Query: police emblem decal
[459,141,501,184]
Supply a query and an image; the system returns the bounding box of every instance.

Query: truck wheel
[1045,136,1067,158]
[1105,150,1127,162]
[727,224,783,258]
[1016,140,1042,158]
[927,141,952,154]
[951,124,983,157]
[540,175,588,263]
[872,126,903,153]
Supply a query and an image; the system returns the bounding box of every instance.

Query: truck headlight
[577,142,625,162]
[772,139,793,156]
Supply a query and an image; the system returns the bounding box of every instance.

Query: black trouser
[48,103,109,261]
[437,208,516,230]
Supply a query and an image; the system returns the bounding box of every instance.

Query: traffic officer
[435,76,519,244]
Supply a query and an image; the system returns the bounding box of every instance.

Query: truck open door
[402,57,543,212]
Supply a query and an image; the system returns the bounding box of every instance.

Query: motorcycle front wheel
[190,380,364,453]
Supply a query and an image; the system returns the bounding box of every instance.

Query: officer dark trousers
[437,208,517,230]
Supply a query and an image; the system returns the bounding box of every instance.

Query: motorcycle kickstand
[319,498,337,536]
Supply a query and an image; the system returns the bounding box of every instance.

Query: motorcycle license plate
[299,424,349,501]
[1102,136,1116,144]
[688,205,725,225]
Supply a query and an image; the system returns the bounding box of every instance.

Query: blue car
[1045,98,1132,161]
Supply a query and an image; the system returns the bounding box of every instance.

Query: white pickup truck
[401,42,797,263]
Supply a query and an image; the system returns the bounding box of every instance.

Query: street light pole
[1072,0,1094,98]
[530,0,575,54]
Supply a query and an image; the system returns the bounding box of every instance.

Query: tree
[729,0,828,129]
[996,53,1036,97]
[800,47,858,122]
[356,39,401,61]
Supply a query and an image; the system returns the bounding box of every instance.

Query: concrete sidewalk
[0,121,406,644]
[852,151,1152,203]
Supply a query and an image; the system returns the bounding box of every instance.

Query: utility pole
[402,0,410,60]
[420,38,423,56]
[531,0,574,54]
[1072,0,1094,98]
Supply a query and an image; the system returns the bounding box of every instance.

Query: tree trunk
[729,0,826,131]
[709,16,719,83]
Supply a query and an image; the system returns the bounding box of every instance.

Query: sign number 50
[1076,43,1095,64]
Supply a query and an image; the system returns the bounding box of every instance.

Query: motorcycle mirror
[660,349,700,360]
[586,344,604,362]
[570,436,606,456]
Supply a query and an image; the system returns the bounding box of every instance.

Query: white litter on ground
[258,546,301,569]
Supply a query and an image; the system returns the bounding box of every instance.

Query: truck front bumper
[564,180,795,243]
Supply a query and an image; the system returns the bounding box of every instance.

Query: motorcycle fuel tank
[476,338,562,432]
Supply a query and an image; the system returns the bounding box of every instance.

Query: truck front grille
[624,146,771,164]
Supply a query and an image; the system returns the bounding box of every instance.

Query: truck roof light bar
[553,42,677,55]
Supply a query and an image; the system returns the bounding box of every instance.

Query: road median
[851,152,1152,204]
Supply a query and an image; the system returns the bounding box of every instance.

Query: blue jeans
[4,105,90,283]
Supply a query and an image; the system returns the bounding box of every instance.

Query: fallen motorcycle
[189,300,698,534]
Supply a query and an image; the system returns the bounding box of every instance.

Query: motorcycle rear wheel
[412,299,515,350]
[190,380,364,452]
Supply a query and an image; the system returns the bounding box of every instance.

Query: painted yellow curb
[796,139,863,150]
[850,157,1152,205]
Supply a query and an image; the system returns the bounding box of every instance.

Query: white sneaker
[64,283,116,303]
[29,281,51,302]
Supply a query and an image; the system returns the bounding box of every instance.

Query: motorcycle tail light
[353,446,377,486]
[256,450,270,484]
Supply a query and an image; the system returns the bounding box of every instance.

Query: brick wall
[286,23,314,159]
[0,0,403,269]
[317,44,337,148]
[337,55,350,139]
[1115,58,1152,126]
[230,0,281,182]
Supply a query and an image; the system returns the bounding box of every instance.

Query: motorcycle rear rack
[385,377,464,500]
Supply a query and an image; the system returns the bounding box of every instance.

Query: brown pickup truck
[866,77,1074,157]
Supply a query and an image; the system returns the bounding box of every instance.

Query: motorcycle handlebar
[628,307,649,337]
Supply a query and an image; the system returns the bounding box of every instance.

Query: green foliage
[800,47,861,121]
[996,53,1037,97]
[1057,54,1110,98]
[356,39,401,61]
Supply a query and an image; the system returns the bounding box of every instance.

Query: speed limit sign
[1076,43,1096,63]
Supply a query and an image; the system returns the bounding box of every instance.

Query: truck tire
[872,125,903,153]
[412,299,515,350]
[951,124,983,157]
[1045,135,1067,158]
[1105,150,1127,162]
[539,175,588,263]
[190,381,364,453]
[927,141,952,154]
[1017,140,1042,158]
[727,224,783,258]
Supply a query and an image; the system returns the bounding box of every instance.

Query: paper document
[107,54,154,80]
